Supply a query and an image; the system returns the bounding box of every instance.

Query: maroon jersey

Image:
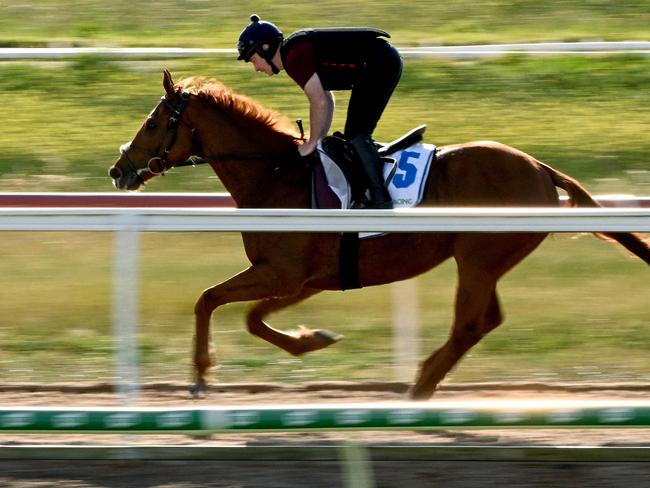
[282,38,318,88]
[280,28,390,91]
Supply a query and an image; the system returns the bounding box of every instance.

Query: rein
[136,92,300,173]
[175,150,298,168]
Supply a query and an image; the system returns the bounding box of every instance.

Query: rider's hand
[298,141,317,157]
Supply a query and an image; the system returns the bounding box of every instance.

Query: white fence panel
[2,42,649,60]
[1,207,649,232]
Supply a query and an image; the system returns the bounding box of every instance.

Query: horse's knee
[194,290,218,316]
[244,290,304,336]
[194,296,208,316]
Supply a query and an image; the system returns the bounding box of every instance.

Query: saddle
[378,124,427,156]
[313,125,429,209]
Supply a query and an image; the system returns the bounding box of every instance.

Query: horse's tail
[541,162,650,265]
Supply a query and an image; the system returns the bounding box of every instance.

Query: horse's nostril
[109,166,122,180]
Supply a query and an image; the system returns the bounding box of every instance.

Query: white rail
[1,42,649,60]
[1,207,649,232]
[401,41,650,58]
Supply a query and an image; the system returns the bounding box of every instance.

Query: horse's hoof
[190,384,208,399]
[408,384,435,401]
[314,329,344,345]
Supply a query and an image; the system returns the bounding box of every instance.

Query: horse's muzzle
[109,166,122,180]
[109,165,141,191]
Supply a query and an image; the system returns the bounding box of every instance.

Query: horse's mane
[176,77,298,139]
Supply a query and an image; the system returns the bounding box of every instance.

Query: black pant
[344,41,403,139]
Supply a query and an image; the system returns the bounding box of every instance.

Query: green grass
[0,232,647,385]
[1,55,649,193]
[1,1,649,47]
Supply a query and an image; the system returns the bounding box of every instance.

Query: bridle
[114,90,305,185]
[119,91,195,182]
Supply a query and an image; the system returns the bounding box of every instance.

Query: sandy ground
[0,382,648,487]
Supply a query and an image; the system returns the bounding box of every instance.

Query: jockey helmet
[237,14,283,63]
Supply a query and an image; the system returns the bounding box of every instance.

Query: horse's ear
[163,69,175,96]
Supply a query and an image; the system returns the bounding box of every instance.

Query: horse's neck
[195,110,309,208]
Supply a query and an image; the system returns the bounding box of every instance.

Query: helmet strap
[258,43,281,74]
[267,59,280,75]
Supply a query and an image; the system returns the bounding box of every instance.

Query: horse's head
[109,70,197,190]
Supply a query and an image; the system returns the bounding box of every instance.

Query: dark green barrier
[1,401,649,434]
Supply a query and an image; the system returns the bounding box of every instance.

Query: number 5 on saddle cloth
[312,125,435,209]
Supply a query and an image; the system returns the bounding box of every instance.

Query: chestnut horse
[109,71,649,399]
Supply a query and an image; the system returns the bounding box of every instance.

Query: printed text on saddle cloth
[315,142,436,209]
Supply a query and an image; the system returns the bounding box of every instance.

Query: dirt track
[0,382,649,487]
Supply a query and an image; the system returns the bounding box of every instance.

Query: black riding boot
[350,135,393,209]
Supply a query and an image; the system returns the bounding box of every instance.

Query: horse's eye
[146,121,157,130]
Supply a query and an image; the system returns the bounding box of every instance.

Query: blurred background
[0,1,648,386]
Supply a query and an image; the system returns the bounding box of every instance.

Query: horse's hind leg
[411,234,545,400]
[411,273,502,400]
[247,288,344,356]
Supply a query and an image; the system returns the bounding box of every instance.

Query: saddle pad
[385,143,436,208]
[315,143,351,209]
[314,142,436,210]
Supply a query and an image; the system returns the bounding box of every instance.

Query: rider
[237,14,403,209]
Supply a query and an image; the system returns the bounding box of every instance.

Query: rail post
[111,213,142,404]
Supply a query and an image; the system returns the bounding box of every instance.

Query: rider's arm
[299,73,334,156]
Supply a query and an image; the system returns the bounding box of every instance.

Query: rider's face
[249,53,275,76]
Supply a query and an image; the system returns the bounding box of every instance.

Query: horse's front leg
[192,265,289,396]
[247,288,343,356]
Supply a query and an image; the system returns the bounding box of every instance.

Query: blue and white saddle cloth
[314,141,436,210]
